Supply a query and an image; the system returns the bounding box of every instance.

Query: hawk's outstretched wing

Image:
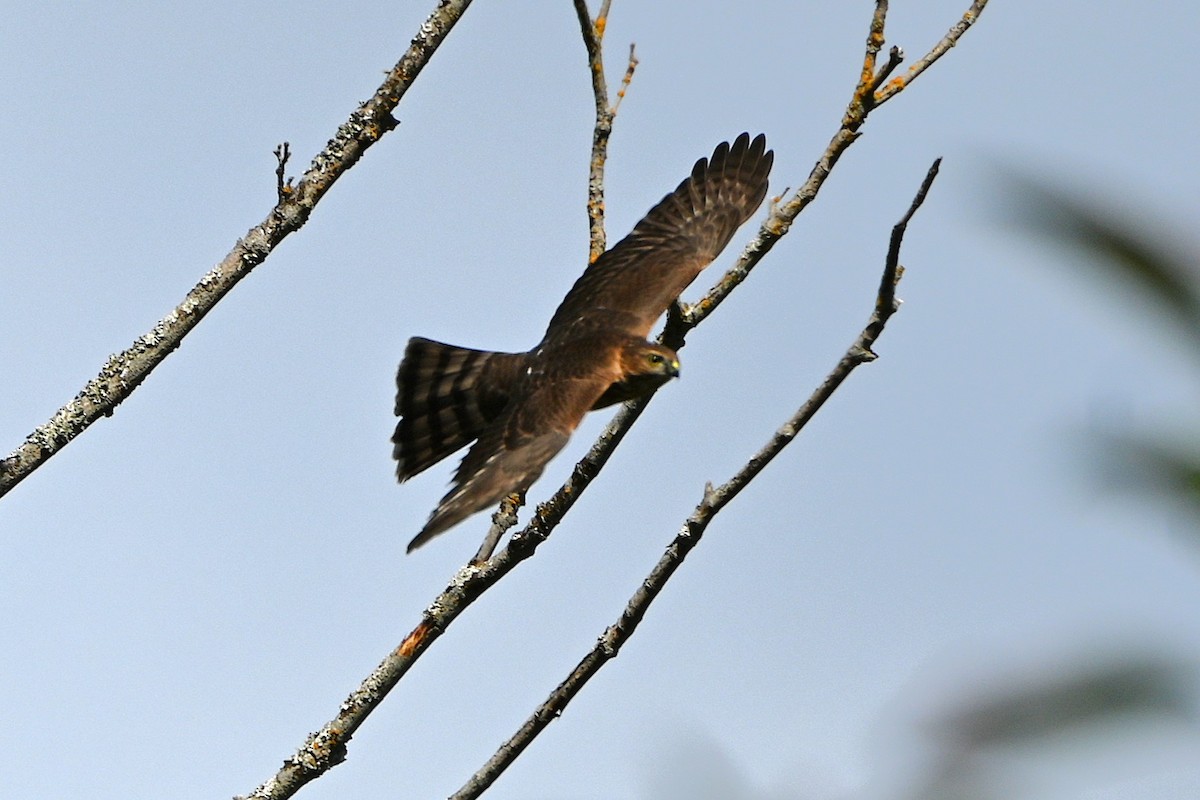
[544,132,774,340]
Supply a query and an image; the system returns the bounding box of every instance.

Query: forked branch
[680,0,986,331]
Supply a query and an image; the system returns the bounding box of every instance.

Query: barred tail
[392,337,524,481]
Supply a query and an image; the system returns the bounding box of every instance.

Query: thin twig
[467,1,637,549]
[274,142,293,203]
[612,43,639,115]
[871,45,906,94]
[0,0,476,501]
[452,159,944,799]
[874,158,941,332]
[572,0,636,262]
[473,491,523,562]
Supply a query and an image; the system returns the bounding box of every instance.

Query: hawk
[394,133,774,553]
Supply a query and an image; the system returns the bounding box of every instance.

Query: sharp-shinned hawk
[394,133,774,553]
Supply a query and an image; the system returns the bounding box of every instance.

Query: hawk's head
[588,340,681,410]
[591,341,680,410]
[620,341,680,383]
[621,341,680,379]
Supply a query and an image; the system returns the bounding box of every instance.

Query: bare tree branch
[452,158,943,799]
[0,0,475,501]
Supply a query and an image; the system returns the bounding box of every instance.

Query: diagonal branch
[0,0,475,501]
[451,159,944,799]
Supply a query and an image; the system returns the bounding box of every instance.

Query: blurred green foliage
[1010,175,1200,524]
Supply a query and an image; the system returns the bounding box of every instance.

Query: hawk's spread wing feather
[545,132,774,340]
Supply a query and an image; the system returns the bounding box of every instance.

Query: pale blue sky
[2,2,1199,798]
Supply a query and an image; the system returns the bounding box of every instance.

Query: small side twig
[870,45,905,94]
[612,43,639,115]
[844,0,890,126]
[274,142,293,203]
[473,491,523,563]
[451,159,944,799]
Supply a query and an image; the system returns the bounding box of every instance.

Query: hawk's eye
[648,353,664,365]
